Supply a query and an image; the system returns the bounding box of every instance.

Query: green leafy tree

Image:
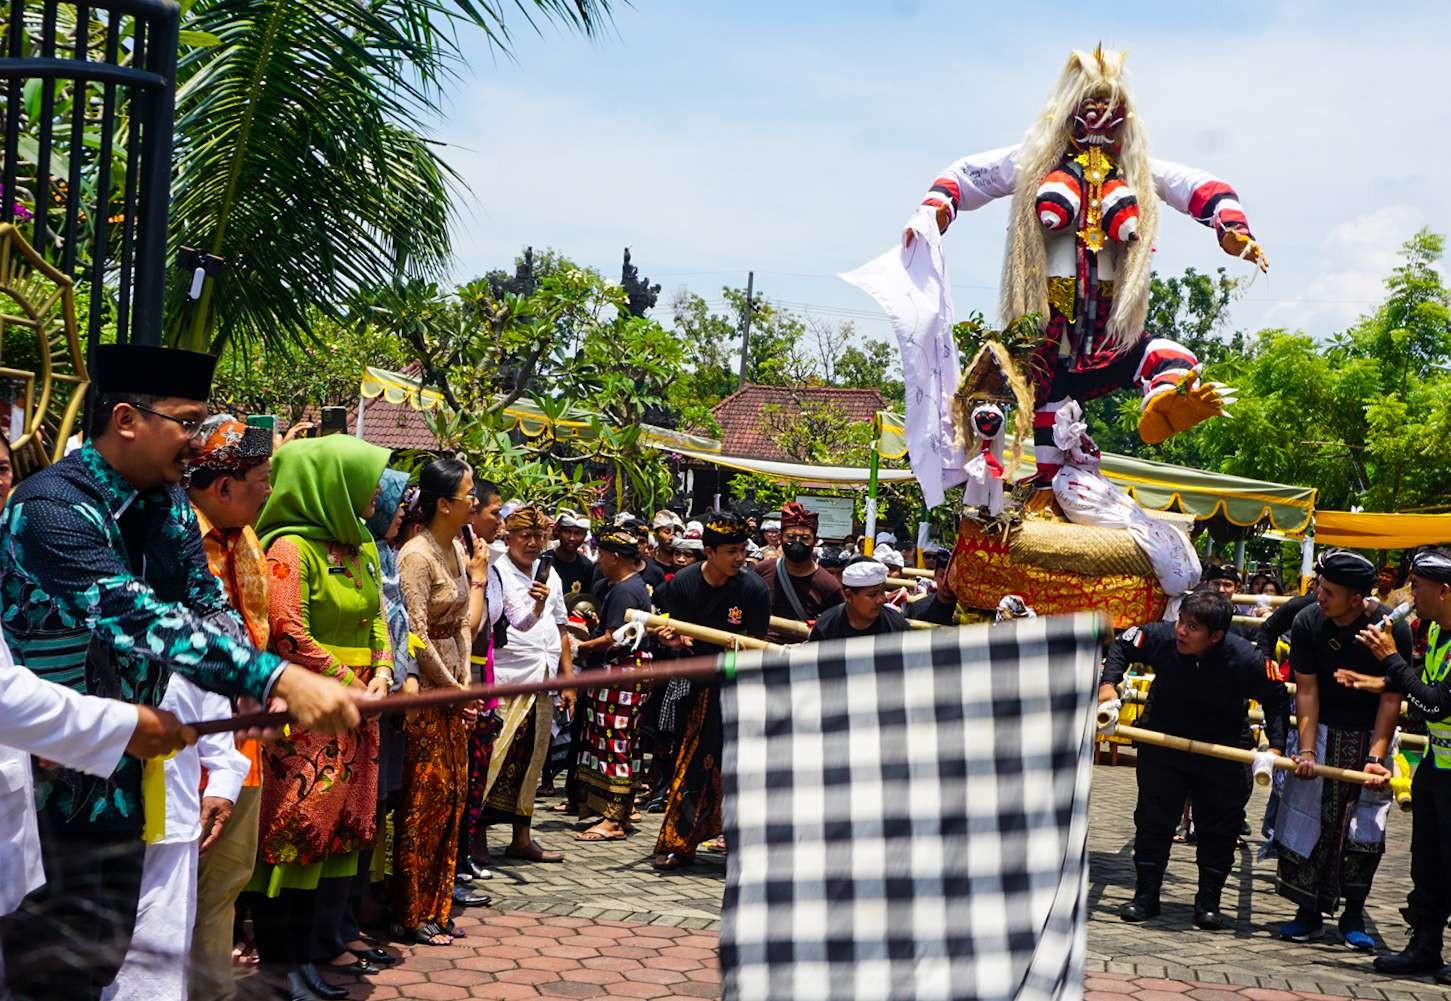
[164,0,613,354]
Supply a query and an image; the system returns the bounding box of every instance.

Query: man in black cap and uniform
[1097,590,1290,931]
[0,345,359,1001]
[1335,548,1451,980]
[1275,549,1406,949]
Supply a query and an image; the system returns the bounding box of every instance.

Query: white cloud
[435,6,1451,346]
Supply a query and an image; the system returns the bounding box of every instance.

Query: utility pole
[737,270,754,389]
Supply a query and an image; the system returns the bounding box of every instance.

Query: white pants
[101,839,199,1001]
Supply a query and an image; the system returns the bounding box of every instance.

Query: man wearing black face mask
[753,502,843,642]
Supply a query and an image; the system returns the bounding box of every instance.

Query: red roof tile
[291,395,442,452]
[711,384,887,460]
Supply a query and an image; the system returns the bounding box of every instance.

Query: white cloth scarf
[1049,401,1201,611]
[841,211,965,508]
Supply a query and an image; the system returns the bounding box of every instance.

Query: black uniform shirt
[906,591,956,625]
[1099,621,1291,749]
[551,551,595,599]
[809,603,909,642]
[651,561,770,655]
[1289,600,1411,731]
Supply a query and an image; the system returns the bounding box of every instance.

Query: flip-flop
[651,852,694,870]
[575,826,627,842]
[702,837,727,854]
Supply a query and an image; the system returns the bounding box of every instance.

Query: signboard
[795,495,855,541]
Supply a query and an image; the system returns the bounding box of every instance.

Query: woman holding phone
[390,458,491,945]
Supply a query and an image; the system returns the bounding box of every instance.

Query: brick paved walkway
[237,766,1450,1000]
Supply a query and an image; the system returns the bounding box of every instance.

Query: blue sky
[432,2,1448,359]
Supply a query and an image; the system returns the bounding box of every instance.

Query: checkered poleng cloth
[719,613,1105,1001]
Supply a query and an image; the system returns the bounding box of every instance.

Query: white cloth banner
[841,217,965,508]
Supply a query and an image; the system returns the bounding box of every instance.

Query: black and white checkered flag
[720,613,1104,1001]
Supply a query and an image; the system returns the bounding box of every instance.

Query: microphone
[1377,601,1413,630]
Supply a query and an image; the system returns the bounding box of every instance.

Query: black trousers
[1134,745,1251,876]
[0,829,146,1001]
[1406,760,1451,929]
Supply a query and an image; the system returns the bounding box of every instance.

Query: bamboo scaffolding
[769,614,936,639]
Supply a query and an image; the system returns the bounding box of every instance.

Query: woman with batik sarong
[570,525,655,841]
[392,458,491,945]
[246,436,394,1001]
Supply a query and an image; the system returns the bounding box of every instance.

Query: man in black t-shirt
[566,525,656,840]
[809,558,908,641]
[551,510,595,599]
[906,544,958,626]
[1277,550,1408,948]
[650,511,769,869]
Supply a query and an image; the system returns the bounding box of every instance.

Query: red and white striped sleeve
[1151,157,1254,242]
[920,145,1021,227]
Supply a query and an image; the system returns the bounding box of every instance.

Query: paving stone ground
[240,765,1450,999]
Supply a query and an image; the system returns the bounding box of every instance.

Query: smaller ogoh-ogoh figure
[904,46,1265,486]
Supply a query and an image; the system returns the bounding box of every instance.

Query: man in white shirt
[482,503,574,864]
[102,677,250,1001]
[0,639,193,995]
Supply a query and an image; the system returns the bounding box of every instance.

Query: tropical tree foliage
[163,0,613,354]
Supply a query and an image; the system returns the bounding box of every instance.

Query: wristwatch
[1365,755,1385,766]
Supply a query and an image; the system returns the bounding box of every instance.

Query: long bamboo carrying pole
[1232,593,1293,606]
[1112,724,1383,787]
[769,614,937,639]
[624,609,787,653]
[188,652,728,736]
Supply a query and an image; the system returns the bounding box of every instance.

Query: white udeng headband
[841,560,888,588]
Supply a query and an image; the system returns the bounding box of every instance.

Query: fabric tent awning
[1313,511,1451,550]
[358,367,720,454]
[879,411,1315,535]
[652,445,917,488]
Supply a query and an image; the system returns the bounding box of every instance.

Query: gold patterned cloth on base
[951,516,1166,629]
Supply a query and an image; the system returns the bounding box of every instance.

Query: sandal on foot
[392,922,451,946]
[575,824,627,842]
[651,852,694,870]
[504,840,564,863]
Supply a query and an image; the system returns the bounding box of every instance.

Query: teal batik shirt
[0,442,284,835]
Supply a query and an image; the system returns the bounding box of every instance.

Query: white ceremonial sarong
[841,217,965,508]
[101,839,199,1001]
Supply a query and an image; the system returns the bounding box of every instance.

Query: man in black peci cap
[0,345,360,1001]
[1274,549,1409,949]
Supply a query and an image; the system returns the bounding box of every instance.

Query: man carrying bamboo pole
[650,511,770,870]
[1336,548,1451,980]
[1097,591,1290,930]
[1275,549,1405,948]
[808,559,910,641]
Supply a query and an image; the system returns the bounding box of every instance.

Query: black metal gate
[1,0,178,349]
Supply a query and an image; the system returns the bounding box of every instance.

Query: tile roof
[711,384,888,460]
[290,395,442,453]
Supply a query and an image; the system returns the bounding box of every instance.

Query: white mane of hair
[999,46,1157,354]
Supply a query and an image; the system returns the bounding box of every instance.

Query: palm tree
[165,0,613,354]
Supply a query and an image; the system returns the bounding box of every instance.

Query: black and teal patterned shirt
[0,442,284,834]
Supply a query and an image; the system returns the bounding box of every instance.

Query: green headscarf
[256,435,391,550]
